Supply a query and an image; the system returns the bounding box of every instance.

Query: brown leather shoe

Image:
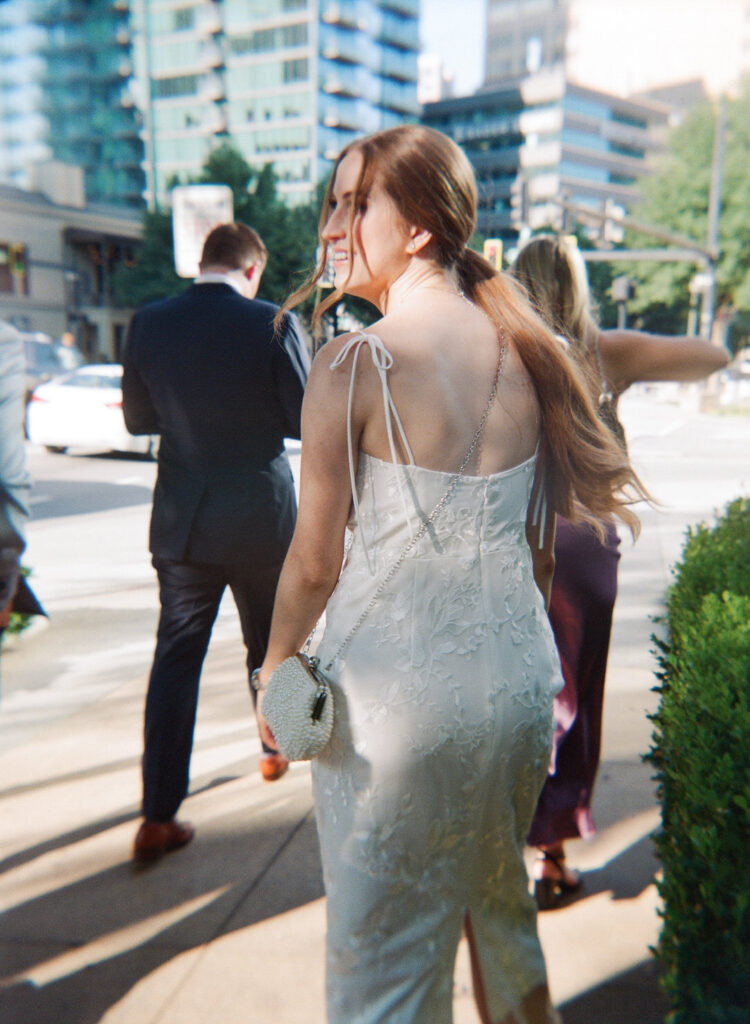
[259,753,289,781]
[133,818,195,865]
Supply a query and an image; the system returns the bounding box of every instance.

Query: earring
[407,241,415,252]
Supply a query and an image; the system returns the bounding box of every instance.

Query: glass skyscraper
[0,1,50,188]
[0,1,418,209]
[131,0,419,208]
[29,0,145,206]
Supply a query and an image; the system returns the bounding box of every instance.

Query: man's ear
[407,226,432,255]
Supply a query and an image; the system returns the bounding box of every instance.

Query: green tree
[626,81,750,343]
[111,209,183,307]
[113,142,320,314]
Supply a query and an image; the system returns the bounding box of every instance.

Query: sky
[420,0,487,96]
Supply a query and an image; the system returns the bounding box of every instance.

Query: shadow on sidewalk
[560,961,669,1024]
[0,801,323,1024]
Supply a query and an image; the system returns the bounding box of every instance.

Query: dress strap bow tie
[330,332,415,573]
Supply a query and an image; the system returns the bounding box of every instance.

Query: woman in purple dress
[512,235,729,909]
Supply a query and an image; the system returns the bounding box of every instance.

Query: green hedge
[647,498,750,1023]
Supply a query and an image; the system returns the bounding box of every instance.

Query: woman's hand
[255,676,279,750]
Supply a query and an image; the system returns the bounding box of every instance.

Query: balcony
[320,25,364,66]
[378,0,419,15]
[380,79,419,116]
[200,40,225,69]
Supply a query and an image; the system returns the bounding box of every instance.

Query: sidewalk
[0,642,666,1024]
[7,390,745,1024]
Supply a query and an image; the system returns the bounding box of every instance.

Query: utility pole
[702,95,726,338]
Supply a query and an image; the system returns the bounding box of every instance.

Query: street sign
[171,184,234,278]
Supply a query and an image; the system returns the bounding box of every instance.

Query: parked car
[22,332,65,405]
[26,364,158,457]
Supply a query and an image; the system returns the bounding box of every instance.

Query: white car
[26,364,158,457]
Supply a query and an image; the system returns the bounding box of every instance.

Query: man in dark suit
[122,223,310,864]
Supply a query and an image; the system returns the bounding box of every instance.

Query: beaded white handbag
[259,342,506,763]
[260,653,334,761]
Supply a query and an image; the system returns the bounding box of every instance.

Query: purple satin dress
[527,516,621,845]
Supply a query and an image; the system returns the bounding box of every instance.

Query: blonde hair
[512,234,599,360]
[282,126,646,535]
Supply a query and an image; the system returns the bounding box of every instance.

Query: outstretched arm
[598,329,729,395]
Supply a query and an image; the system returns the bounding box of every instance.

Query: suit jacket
[0,321,31,608]
[122,283,310,567]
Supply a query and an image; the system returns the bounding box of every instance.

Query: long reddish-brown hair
[281,125,647,534]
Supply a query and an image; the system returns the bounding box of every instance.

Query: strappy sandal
[533,850,582,910]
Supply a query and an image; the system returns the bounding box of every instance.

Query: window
[284,58,308,82]
[230,22,307,55]
[283,22,308,46]
[0,242,29,296]
[152,74,198,99]
[174,8,195,30]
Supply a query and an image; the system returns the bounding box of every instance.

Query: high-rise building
[30,0,146,206]
[423,68,670,246]
[418,53,455,106]
[485,0,567,84]
[0,0,418,210]
[130,0,420,208]
[0,1,50,188]
[484,0,750,100]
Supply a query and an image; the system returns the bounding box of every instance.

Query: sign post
[171,184,234,278]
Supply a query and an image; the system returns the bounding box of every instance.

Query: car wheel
[45,445,68,454]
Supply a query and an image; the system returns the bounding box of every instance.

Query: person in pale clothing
[0,320,31,644]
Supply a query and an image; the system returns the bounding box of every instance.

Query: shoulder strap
[329,332,415,572]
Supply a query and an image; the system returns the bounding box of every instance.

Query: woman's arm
[257,336,371,688]
[598,329,729,394]
[525,466,557,610]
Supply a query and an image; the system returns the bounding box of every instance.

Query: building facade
[0,173,142,360]
[130,0,419,208]
[423,69,670,245]
[1,0,418,210]
[485,0,750,100]
[0,0,50,188]
[485,0,566,84]
[30,0,146,206]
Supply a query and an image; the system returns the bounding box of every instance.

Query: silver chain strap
[322,336,507,672]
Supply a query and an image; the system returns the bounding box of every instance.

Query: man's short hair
[199,223,267,272]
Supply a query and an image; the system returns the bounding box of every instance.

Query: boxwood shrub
[648,497,750,1023]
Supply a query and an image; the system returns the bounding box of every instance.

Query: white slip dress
[312,333,564,1024]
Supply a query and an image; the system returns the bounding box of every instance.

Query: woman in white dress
[254,126,646,1024]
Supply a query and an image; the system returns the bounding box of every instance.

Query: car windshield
[61,369,122,388]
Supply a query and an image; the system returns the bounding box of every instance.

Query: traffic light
[483,238,503,271]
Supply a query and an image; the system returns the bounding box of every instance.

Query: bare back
[349,294,542,476]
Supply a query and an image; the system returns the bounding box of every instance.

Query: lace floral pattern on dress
[311,335,562,1024]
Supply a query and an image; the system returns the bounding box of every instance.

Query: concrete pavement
[2,387,748,1024]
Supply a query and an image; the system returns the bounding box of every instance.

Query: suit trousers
[142,556,282,822]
